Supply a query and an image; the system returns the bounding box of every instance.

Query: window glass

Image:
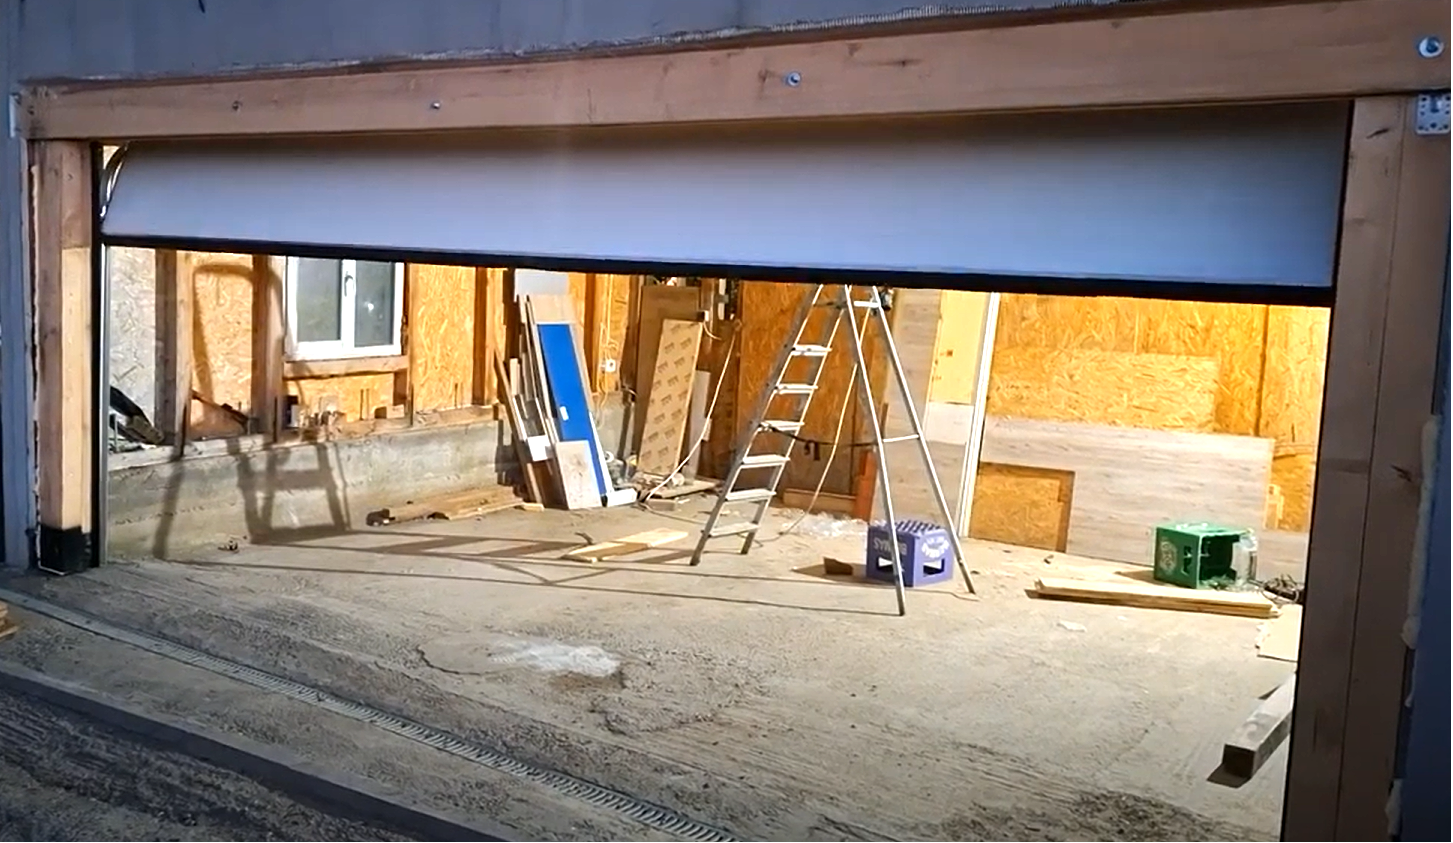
[295,257,342,342]
[354,260,396,348]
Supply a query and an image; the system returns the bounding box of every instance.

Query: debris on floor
[1256,604,1302,662]
[822,556,854,577]
[563,528,689,563]
[1057,620,1088,632]
[1032,576,1279,619]
[367,486,524,526]
[1220,673,1296,781]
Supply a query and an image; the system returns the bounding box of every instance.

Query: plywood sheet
[411,263,477,411]
[980,416,1274,565]
[986,347,1219,432]
[992,294,1270,435]
[737,282,876,496]
[555,439,601,510]
[637,319,704,476]
[968,463,1074,552]
[1259,305,1330,530]
[188,252,255,436]
[633,284,704,449]
[287,373,395,422]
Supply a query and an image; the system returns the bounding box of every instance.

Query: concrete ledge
[107,420,515,556]
[0,659,511,842]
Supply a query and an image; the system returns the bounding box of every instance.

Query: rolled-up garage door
[102,101,1347,289]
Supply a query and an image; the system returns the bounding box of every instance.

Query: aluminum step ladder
[689,284,976,616]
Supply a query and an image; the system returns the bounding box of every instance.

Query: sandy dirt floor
[0,686,409,841]
[0,500,1295,841]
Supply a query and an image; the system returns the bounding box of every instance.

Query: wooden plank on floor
[637,319,705,476]
[1222,673,1297,781]
[981,417,1274,565]
[1033,576,1279,619]
[564,529,689,563]
[366,487,521,526]
[780,489,858,515]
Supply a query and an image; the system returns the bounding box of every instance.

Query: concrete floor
[1,500,1295,841]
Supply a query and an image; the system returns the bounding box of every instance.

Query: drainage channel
[0,587,737,843]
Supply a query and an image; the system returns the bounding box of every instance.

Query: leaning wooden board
[636,319,705,476]
[631,285,705,453]
[1034,576,1279,619]
[981,417,1274,565]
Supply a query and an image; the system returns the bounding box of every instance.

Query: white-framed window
[284,257,405,360]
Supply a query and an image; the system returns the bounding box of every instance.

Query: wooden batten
[154,249,193,447]
[1282,97,1450,841]
[249,255,285,438]
[33,141,94,567]
[18,0,1447,140]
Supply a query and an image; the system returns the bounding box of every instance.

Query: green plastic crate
[1153,522,1244,588]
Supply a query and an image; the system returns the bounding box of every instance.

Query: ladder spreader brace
[690,284,977,616]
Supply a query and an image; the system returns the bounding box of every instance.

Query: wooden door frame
[17,2,1450,838]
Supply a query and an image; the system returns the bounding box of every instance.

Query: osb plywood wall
[189,253,256,437]
[735,281,884,496]
[986,294,1329,531]
[410,264,478,412]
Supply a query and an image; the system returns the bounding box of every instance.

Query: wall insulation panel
[103,103,1347,288]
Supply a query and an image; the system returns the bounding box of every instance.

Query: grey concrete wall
[108,420,516,558]
[14,0,1121,80]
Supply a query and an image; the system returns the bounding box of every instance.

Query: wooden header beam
[19,0,1448,141]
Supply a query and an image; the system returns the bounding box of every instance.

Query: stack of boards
[498,292,635,511]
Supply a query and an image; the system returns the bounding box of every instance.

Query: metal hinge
[1414,91,1450,136]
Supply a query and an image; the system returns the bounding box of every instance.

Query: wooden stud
[472,267,498,406]
[584,274,609,394]
[249,255,284,439]
[20,0,1446,141]
[153,249,193,447]
[1222,673,1298,781]
[32,141,93,567]
[1283,97,1450,841]
[1340,96,1449,840]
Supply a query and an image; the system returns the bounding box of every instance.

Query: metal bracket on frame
[1414,91,1450,136]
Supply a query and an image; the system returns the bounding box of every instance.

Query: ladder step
[725,488,776,503]
[882,434,921,444]
[758,420,804,433]
[852,300,882,309]
[709,521,761,538]
[791,344,832,357]
[740,453,791,468]
[775,383,817,395]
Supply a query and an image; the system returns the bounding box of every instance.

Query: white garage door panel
[103,103,1347,287]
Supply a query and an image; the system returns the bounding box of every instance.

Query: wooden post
[1283,96,1451,841]
[472,267,502,407]
[154,249,193,447]
[33,141,94,570]
[249,255,284,439]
